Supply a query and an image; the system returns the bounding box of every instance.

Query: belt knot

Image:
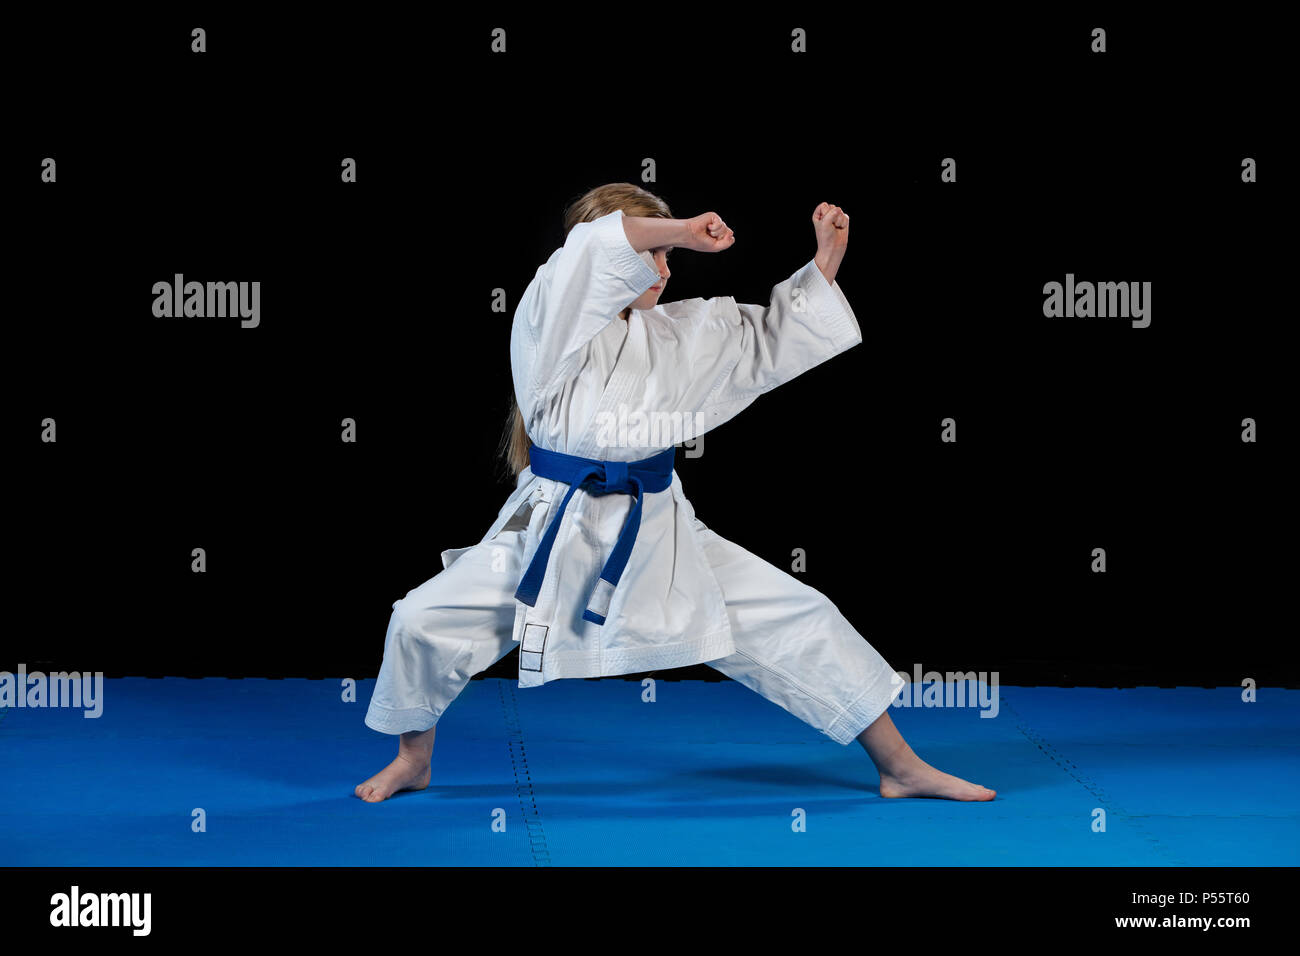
[514,444,676,627]
[600,460,629,490]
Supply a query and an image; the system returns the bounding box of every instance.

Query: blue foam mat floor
[1,678,1295,865]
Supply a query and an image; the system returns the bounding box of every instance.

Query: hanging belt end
[582,577,617,626]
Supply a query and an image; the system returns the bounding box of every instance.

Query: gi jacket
[443,209,863,688]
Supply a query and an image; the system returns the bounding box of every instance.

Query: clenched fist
[681,212,736,253]
[812,202,849,283]
[813,202,849,253]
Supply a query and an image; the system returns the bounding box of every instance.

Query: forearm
[814,248,845,286]
[621,216,691,253]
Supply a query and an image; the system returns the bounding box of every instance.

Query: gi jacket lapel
[574,311,646,460]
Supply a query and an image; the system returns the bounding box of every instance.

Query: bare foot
[355,752,431,802]
[879,760,996,801]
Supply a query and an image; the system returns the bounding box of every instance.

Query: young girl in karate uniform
[357,183,995,804]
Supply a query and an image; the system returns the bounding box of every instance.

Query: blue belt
[514,444,676,625]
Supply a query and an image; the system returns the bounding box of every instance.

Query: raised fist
[681,212,736,252]
[812,202,849,256]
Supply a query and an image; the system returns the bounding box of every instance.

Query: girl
[357,183,995,803]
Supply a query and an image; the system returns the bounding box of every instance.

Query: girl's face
[628,247,672,312]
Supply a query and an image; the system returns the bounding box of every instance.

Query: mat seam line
[498,680,551,867]
[1000,694,1185,865]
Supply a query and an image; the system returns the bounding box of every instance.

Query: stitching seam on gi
[728,647,849,726]
[837,668,903,716]
[800,260,857,348]
[575,319,639,459]
[827,670,906,743]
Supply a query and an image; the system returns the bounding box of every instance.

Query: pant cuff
[825,668,906,745]
[364,700,439,735]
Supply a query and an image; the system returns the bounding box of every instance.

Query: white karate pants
[364,519,906,746]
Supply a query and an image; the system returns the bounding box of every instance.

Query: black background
[6,8,1290,687]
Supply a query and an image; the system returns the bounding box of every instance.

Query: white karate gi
[366,210,906,745]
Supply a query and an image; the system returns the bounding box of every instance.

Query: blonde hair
[499,183,674,478]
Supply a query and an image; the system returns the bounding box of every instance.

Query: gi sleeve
[672,258,862,429]
[512,208,661,402]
